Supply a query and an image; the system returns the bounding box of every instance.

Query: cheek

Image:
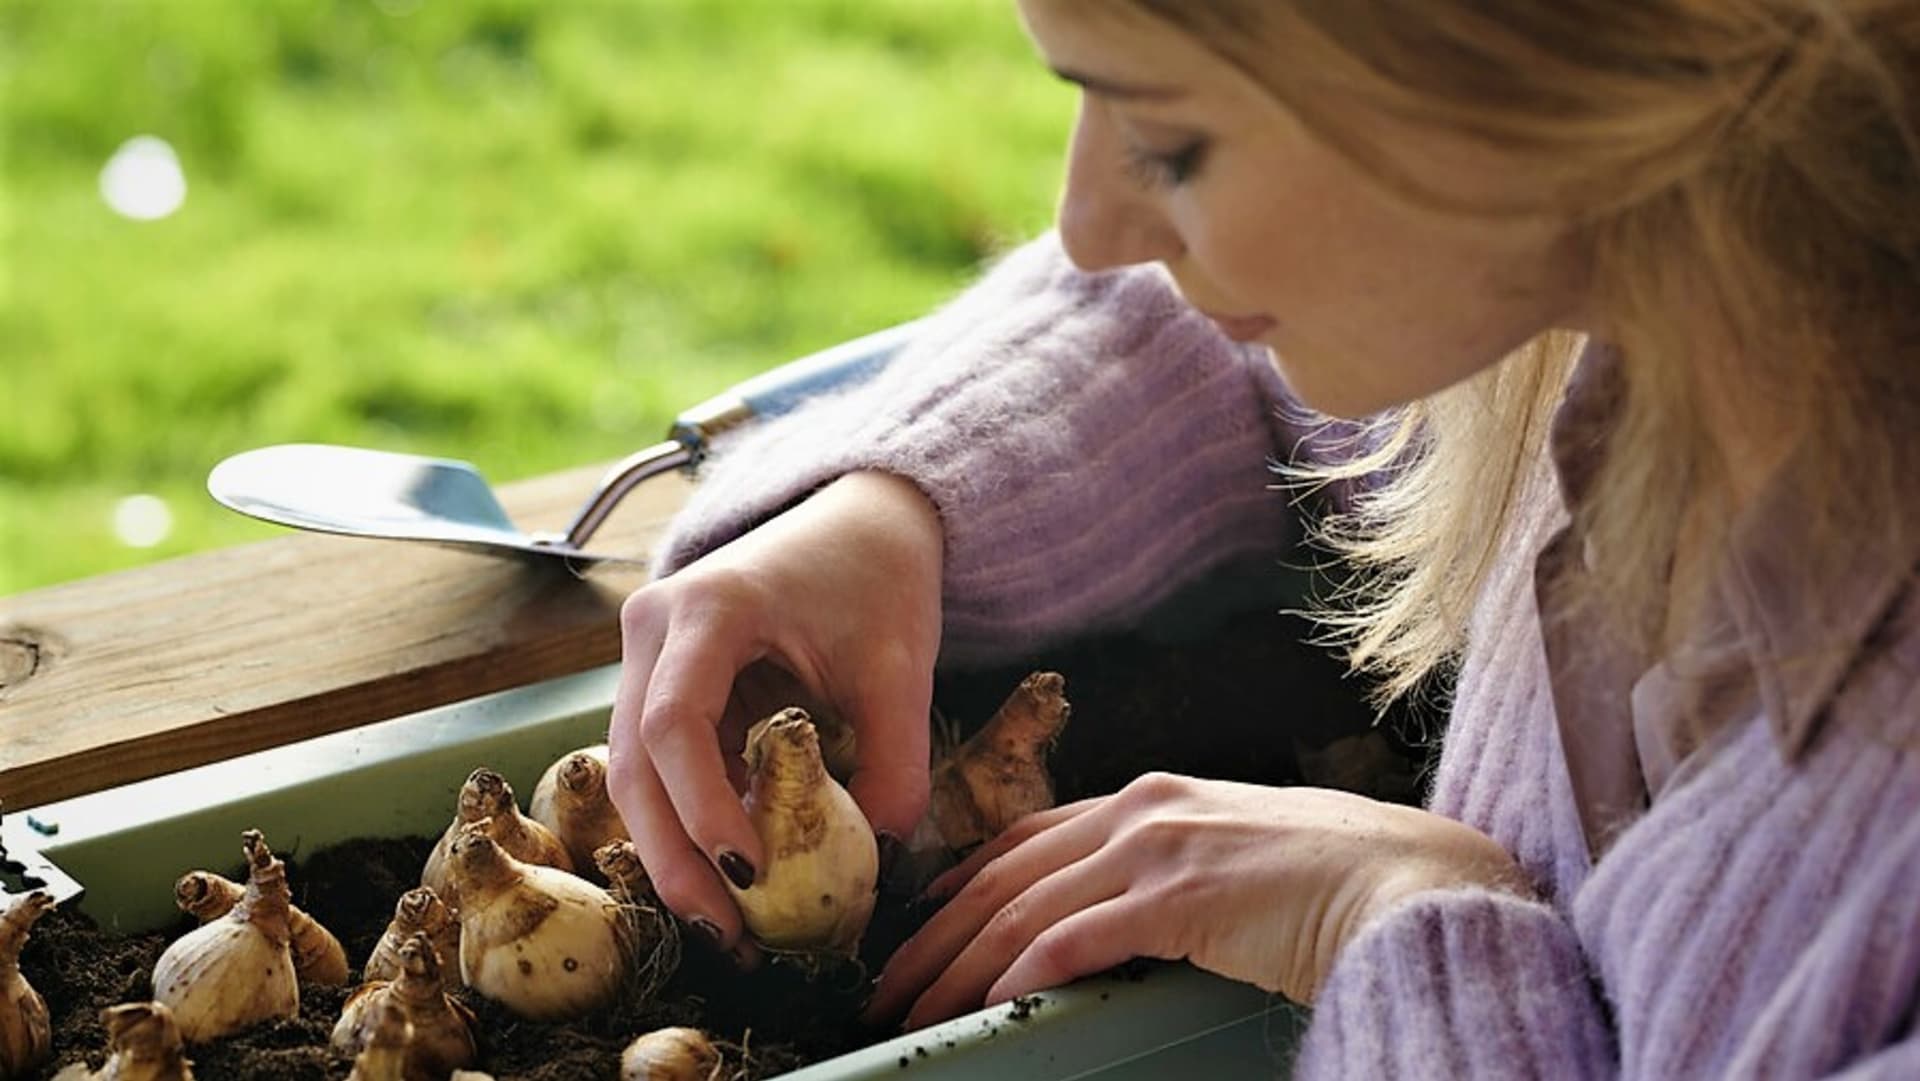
[1212,230,1560,418]
[1181,162,1368,317]
[1266,252,1575,419]
[1172,145,1581,416]
[1204,227,1304,309]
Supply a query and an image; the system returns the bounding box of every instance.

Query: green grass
[0,0,1072,595]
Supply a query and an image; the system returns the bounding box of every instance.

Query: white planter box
[4,666,1303,1079]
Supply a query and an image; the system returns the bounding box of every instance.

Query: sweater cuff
[1295,888,1617,1080]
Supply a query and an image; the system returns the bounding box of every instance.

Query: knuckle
[619,585,667,636]
[979,894,1034,953]
[1024,923,1090,977]
[638,696,709,748]
[1124,771,1187,805]
[622,569,760,637]
[967,856,1015,906]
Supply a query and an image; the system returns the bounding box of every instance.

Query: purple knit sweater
[657,235,1920,1079]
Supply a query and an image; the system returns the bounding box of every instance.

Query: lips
[1202,311,1277,343]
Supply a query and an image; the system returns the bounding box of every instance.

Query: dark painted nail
[718,849,756,890]
[689,917,723,946]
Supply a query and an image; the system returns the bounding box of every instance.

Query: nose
[1056,97,1184,273]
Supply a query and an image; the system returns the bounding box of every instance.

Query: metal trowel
[208,321,916,563]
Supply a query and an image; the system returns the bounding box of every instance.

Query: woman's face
[1018,1,1593,418]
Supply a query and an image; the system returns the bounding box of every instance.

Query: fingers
[900,848,1131,1031]
[603,472,946,970]
[644,623,769,889]
[922,796,1102,900]
[984,896,1161,1010]
[606,593,760,953]
[608,742,741,949]
[865,798,1111,1025]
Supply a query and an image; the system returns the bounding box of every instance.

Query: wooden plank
[0,463,694,809]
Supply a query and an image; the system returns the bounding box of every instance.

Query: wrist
[1358,818,1536,941]
[818,471,946,569]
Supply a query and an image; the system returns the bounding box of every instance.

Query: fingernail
[717,849,757,890]
[689,917,723,947]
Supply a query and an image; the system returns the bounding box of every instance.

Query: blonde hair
[1117,0,1920,706]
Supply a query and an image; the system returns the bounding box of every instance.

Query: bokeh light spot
[113,494,175,548]
[99,136,188,221]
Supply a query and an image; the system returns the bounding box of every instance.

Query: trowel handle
[668,319,922,451]
[557,320,921,550]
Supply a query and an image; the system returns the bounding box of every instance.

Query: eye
[1123,138,1209,190]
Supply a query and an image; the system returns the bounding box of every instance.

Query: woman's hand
[606,471,945,959]
[865,773,1530,1029]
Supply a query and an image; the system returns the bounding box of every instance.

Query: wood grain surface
[0,463,694,809]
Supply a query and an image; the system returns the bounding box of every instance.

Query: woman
[608,1,1920,1074]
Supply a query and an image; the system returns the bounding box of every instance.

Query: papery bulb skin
[591,840,652,904]
[151,831,299,1043]
[170,872,236,923]
[364,887,463,990]
[422,768,573,908]
[173,870,348,986]
[343,998,409,1081]
[620,1026,722,1081]
[530,745,632,874]
[332,933,476,1081]
[0,892,53,1081]
[448,820,631,1021]
[77,1001,195,1081]
[590,840,681,1004]
[926,672,1068,850]
[730,709,878,959]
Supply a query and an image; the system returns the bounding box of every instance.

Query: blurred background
[0,0,1071,595]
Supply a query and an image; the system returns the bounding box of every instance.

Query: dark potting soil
[15,604,1439,1080]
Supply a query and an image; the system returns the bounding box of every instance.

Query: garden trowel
[208,321,916,564]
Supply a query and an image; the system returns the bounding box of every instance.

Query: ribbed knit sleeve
[653,232,1304,664]
[1304,542,1920,1081]
[1303,719,1920,1081]
[1293,889,1616,1080]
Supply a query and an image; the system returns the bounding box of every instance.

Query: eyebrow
[1050,66,1187,102]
